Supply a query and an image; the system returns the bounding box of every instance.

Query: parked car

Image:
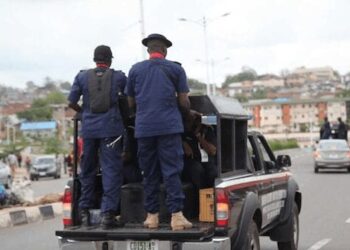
[30,155,61,180]
[313,139,350,173]
[0,161,11,189]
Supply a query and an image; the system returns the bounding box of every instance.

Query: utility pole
[6,124,10,145]
[139,0,146,59]
[178,13,231,96]
[202,17,210,95]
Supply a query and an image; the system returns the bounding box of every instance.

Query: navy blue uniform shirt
[68,68,126,138]
[126,58,189,138]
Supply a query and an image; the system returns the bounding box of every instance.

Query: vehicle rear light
[216,189,229,227]
[62,186,72,227]
[346,152,350,158]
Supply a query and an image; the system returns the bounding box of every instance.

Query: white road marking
[346,217,350,223]
[308,239,332,250]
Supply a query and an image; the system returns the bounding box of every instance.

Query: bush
[268,139,299,151]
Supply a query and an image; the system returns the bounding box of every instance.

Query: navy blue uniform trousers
[137,134,184,213]
[79,137,123,214]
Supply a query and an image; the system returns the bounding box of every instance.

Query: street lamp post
[178,12,230,96]
[139,0,146,59]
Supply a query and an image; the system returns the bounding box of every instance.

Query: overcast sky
[1,0,350,88]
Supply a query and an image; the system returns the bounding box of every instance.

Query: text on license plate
[127,240,158,250]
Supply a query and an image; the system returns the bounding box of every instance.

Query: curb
[0,202,62,229]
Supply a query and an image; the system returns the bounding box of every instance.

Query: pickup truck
[56,95,302,250]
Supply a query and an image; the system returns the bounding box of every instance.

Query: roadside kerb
[0,202,62,229]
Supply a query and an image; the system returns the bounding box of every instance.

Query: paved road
[1,148,350,250]
[0,215,62,250]
[261,148,350,250]
[31,174,70,198]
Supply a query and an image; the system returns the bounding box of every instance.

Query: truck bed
[56,222,214,242]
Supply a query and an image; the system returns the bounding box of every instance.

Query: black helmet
[93,45,113,62]
[142,33,172,48]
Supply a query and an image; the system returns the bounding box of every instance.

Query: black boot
[80,209,90,227]
[101,212,124,229]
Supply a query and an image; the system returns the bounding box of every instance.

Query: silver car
[0,161,12,188]
[30,156,61,180]
[313,139,350,173]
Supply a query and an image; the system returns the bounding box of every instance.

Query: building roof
[20,121,56,131]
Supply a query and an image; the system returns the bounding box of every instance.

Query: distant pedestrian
[7,154,18,175]
[16,153,22,167]
[337,117,347,140]
[25,156,31,172]
[321,117,331,140]
[63,154,67,174]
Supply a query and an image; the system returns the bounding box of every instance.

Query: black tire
[30,175,35,181]
[347,167,350,172]
[242,220,260,250]
[277,203,299,250]
[314,167,319,173]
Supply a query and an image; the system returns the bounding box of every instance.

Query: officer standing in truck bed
[126,33,192,231]
[68,45,126,229]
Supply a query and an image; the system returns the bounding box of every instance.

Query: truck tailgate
[56,222,214,241]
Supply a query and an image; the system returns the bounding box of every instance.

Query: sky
[1,0,350,88]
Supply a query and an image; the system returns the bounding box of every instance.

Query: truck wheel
[242,220,260,250]
[277,203,299,250]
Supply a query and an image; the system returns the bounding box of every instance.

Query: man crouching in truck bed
[126,33,192,231]
[68,45,126,229]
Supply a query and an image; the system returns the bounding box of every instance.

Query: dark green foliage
[44,137,63,154]
[251,89,267,99]
[188,78,206,90]
[268,139,299,151]
[223,71,257,88]
[17,91,66,121]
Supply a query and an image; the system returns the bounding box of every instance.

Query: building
[293,66,338,82]
[244,98,350,133]
[20,121,57,138]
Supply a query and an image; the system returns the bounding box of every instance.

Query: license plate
[39,172,46,176]
[127,240,158,250]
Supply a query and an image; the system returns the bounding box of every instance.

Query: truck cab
[56,95,301,250]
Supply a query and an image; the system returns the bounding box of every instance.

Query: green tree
[222,71,257,88]
[44,137,63,154]
[251,89,267,99]
[17,106,52,121]
[17,98,52,121]
[234,94,248,103]
[60,81,72,91]
[336,89,350,98]
[187,78,206,90]
[47,91,66,104]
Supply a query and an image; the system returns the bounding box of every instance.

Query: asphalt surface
[1,148,350,250]
[31,173,70,198]
[261,148,350,250]
[0,215,62,250]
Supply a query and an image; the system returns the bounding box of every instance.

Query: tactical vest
[87,68,112,113]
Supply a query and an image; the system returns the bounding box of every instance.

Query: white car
[0,161,12,189]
